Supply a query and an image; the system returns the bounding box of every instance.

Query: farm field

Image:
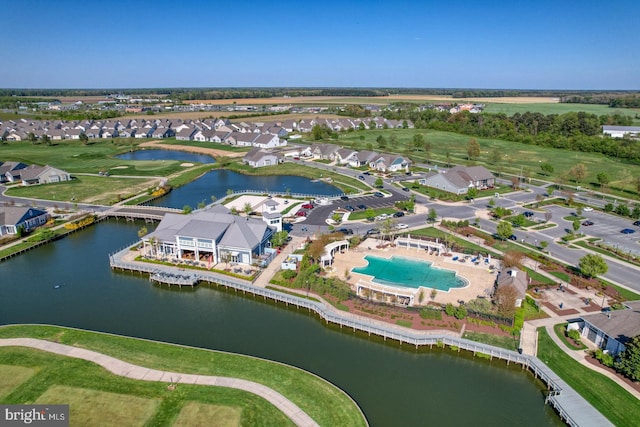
[483,102,640,120]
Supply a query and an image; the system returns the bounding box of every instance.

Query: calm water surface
[148,169,342,209]
[0,221,562,426]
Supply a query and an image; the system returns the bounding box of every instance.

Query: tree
[27,132,37,143]
[197,199,206,209]
[544,211,552,222]
[579,254,608,278]
[572,219,581,233]
[423,141,431,160]
[79,133,89,145]
[182,205,192,214]
[270,231,289,248]
[365,208,376,222]
[374,177,383,188]
[467,138,480,161]
[568,163,587,183]
[502,250,525,268]
[445,151,452,167]
[615,335,640,381]
[496,221,513,240]
[466,187,477,201]
[243,202,253,215]
[412,133,424,150]
[615,204,630,217]
[488,147,501,165]
[427,208,437,222]
[540,163,554,175]
[511,214,526,228]
[596,172,610,189]
[376,135,387,149]
[495,284,519,318]
[41,134,51,146]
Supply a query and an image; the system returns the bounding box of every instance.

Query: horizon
[3,0,639,90]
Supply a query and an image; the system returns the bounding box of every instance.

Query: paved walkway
[0,338,318,427]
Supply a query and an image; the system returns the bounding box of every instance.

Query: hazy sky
[3,0,639,89]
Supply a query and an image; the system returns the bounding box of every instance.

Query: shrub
[281,270,297,280]
[567,329,581,342]
[594,349,615,368]
[419,308,442,320]
[445,303,456,316]
[454,306,467,320]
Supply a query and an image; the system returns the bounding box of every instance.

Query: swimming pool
[352,255,467,291]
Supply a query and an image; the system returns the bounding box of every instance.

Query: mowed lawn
[0,139,203,176]
[537,327,640,427]
[5,175,157,205]
[0,364,37,398]
[336,128,640,193]
[0,325,367,427]
[483,102,640,120]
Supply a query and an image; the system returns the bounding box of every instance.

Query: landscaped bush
[419,307,442,320]
[454,306,467,320]
[445,303,456,317]
[594,349,615,368]
[567,329,582,342]
[281,270,297,280]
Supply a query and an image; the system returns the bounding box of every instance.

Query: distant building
[602,125,640,138]
[419,165,495,195]
[495,267,528,307]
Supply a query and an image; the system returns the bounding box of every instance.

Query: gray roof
[582,303,640,345]
[448,165,494,181]
[496,267,528,298]
[602,125,640,132]
[0,206,48,226]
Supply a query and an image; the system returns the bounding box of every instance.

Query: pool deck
[331,238,497,306]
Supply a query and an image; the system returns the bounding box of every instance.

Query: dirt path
[138,140,246,158]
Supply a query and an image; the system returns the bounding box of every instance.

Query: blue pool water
[352,255,466,291]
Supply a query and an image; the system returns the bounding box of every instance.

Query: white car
[583,207,593,212]
[396,223,409,229]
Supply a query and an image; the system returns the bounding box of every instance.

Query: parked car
[401,187,410,192]
[295,211,307,217]
[396,223,409,229]
[583,207,593,212]
[582,220,594,226]
[358,175,365,180]
[523,211,534,217]
[621,228,635,234]
[393,211,405,218]
[366,228,380,236]
[301,203,314,209]
[340,195,349,201]
[508,234,518,241]
[344,205,356,211]
[373,192,384,198]
[337,228,354,235]
[363,171,371,175]
[357,204,367,210]
[634,220,640,226]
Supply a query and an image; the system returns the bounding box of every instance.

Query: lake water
[115,149,216,164]
[147,169,342,209]
[0,221,563,426]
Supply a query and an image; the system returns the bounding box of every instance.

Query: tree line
[383,108,640,161]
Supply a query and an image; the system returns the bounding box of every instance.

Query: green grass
[553,323,587,350]
[572,240,640,268]
[5,175,156,205]
[36,385,160,427]
[0,325,366,427]
[406,227,500,256]
[0,347,288,426]
[531,223,556,231]
[348,207,397,221]
[462,331,518,350]
[173,402,241,427]
[0,365,36,398]
[537,327,640,426]
[598,280,640,302]
[395,320,412,328]
[550,271,571,282]
[335,128,640,196]
[482,102,640,119]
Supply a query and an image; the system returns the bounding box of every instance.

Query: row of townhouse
[294,116,413,132]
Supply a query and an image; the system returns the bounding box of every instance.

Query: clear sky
[2,0,639,90]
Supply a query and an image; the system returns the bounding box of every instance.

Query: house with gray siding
[0,206,49,236]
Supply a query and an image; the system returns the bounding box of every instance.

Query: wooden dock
[108,245,612,427]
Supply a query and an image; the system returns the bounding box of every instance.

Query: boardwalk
[109,245,613,426]
[0,338,319,427]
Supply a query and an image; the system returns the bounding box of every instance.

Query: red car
[301,203,314,209]
[295,211,307,217]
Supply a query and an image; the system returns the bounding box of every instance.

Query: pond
[0,221,563,426]
[115,149,216,164]
[147,169,342,209]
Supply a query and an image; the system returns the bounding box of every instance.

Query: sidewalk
[0,338,318,427]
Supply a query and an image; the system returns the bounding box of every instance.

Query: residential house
[419,165,495,195]
[335,148,358,165]
[18,165,71,186]
[349,150,378,168]
[253,134,284,149]
[0,161,28,183]
[0,206,49,236]
[573,301,640,356]
[495,267,528,307]
[369,154,410,172]
[231,131,258,147]
[311,143,340,160]
[243,147,279,168]
[176,126,198,141]
[141,204,274,266]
